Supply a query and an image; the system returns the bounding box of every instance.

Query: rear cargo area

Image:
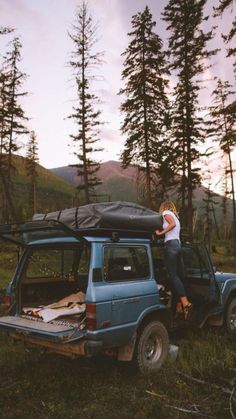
[16,243,90,331]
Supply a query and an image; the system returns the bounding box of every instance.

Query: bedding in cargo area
[22,291,85,322]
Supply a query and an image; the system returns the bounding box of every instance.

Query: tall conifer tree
[26,131,39,216]
[214,0,236,78]
[163,0,218,239]
[0,36,29,222]
[0,27,17,222]
[208,78,236,251]
[120,6,170,207]
[3,37,29,180]
[68,1,103,204]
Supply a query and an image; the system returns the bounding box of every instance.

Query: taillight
[86,303,97,330]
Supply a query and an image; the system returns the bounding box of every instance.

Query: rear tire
[133,321,169,374]
[225,298,236,336]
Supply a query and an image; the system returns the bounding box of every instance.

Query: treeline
[69,0,235,245]
[0,1,236,248]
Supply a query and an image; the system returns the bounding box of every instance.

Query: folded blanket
[22,291,86,322]
[45,291,85,309]
[39,304,86,323]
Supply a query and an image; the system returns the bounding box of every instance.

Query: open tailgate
[0,220,88,246]
[0,315,85,343]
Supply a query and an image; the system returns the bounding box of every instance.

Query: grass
[0,251,235,418]
[0,247,19,292]
[0,329,235,418]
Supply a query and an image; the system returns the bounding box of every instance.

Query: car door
[102,244,159,327]
[181,243,220,307]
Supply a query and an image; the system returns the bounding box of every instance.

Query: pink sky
[0,0,235,182]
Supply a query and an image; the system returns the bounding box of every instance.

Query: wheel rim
[144,333,162,363]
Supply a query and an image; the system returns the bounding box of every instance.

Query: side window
[196,245,213,279]
[104,246,150,282]
[182,245,212,280]
[182,247,201,276]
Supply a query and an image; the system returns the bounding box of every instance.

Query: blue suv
[0,220,235,374]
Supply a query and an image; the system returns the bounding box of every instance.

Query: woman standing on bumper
[155,201,192,318]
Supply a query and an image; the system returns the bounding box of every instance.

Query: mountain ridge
[50,159,213,200]
[51,160,138,185]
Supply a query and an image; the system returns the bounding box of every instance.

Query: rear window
[103,246,150,282]
[23,246,90,283]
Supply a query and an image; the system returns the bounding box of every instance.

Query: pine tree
[120,6,170,207]
[25,131,39,216]
[68,1,103,204]
[214,0,236,78]
[163,0,218,239]
[202,178,220,252]
[208,78,236,252]
[0,29,11,154]
[220,161,230,240]
[3,37,29,180]
[0,26,16,222]
[0,71,9,154]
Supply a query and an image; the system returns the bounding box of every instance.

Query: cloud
[100,126,122,143]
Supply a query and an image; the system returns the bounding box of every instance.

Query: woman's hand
[155,214,176,237]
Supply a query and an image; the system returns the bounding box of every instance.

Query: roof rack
[75,227,157,241]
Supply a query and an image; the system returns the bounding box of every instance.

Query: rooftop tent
[33,201,163,232]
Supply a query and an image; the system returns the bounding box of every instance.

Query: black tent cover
[33,201,163,232]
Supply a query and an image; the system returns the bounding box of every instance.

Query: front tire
[133,321,169,374]
[225,298,236,336]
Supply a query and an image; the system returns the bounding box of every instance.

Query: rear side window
[104,246,150,282]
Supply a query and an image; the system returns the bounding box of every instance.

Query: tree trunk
[184,0,193,240]
[227,149,236,253]
[222,97,236,253]
[142,28,152,207]
[81,15,89,205]
[0,162,17,221]
[8,63,17,182]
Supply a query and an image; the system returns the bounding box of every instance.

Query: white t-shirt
[162,210,180,243]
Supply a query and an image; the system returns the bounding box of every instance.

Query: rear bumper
[10,331,103,358]
[84,340,103,356]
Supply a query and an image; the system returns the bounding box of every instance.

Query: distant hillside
[51,160,138,185]
[1,155,76,220]
[51,161,139,202]
[50,160,218,203]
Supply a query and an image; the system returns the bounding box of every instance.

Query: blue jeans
[164,239,186,298]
